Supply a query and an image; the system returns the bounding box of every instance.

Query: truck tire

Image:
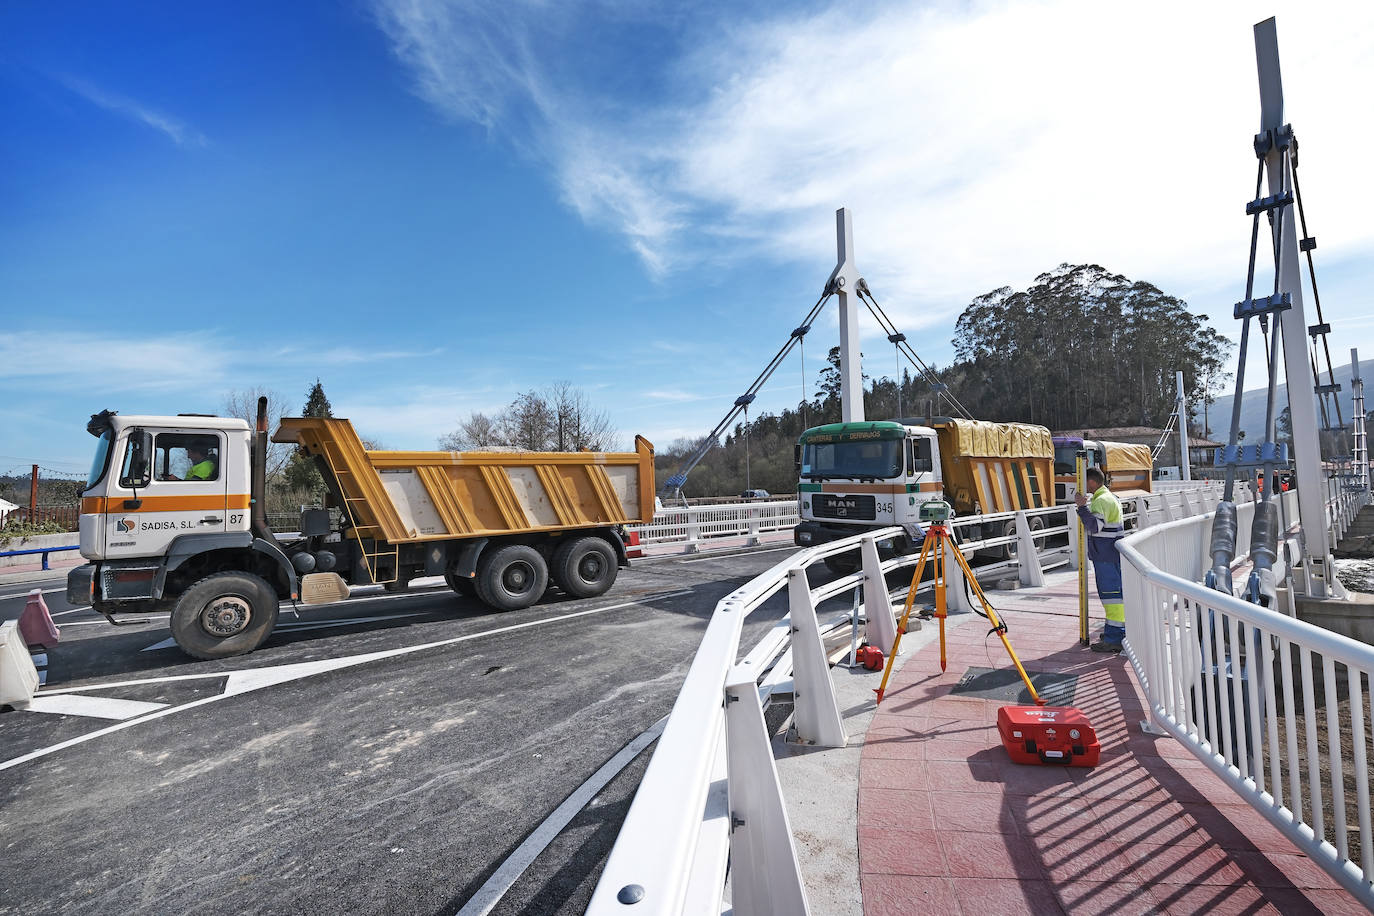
[475,545,548,611]
[1003,517,1047,561]
[170,572,280,660]
[444,568,476,598]
[824,554,859,576]
[551,536,618,598]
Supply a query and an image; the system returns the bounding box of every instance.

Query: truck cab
[79,411,253,561]
[1052,436,1106,503]
[793,421,940,564]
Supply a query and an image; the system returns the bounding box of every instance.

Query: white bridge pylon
[827,207,865,424]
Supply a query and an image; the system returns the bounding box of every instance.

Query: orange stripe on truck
[81,494,250,514]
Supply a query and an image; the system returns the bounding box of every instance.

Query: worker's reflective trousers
[1092,554,1126,645]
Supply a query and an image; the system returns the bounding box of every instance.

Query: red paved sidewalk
[858,574,1366,915]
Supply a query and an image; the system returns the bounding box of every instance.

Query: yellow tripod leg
[948,540,1045,706]
[874,534,935,705]
[934,532,947,672]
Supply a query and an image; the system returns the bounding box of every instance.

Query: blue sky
[3,0,1373,479]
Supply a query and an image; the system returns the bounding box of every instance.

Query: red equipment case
[997,705,1100,767]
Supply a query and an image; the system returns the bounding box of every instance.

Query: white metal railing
[630,499,800,550]
[1120,484,1374,907]
[589,483,1232,914]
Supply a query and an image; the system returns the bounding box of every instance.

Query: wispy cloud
[56,75,208,147]
[370,0,1374,338]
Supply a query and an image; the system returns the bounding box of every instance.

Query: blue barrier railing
[0,545,80,571]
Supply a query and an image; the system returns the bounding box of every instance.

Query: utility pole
[1255,17,1336,597]
[1176,371,1191,481]
[30,464,38,523]
[827,208,865,423]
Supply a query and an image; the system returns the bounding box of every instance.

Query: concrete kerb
[770,590,976,916]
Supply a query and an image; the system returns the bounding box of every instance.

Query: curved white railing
[590,480,1237,913]
[1119,484,1374,907]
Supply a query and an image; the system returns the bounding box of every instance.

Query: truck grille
[814,493,876,521]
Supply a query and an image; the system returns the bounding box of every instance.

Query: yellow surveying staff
[1075,466,1125,653]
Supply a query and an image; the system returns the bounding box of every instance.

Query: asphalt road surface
[0,546,824,915]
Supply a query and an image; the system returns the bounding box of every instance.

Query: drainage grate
[950,666,1078,706]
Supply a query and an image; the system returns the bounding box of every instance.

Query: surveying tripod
[874,505,1044,706]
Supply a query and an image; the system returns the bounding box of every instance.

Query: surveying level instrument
[874,500,1044,706]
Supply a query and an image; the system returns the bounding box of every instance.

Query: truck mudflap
[66,564,95,606]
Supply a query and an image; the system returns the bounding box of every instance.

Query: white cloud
[57,75,208,147]
[371,0,1374,323]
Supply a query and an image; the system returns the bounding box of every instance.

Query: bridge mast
[1254,17,1336,597]
[827,208,865,422]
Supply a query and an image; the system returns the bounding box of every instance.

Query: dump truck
[66,399,655,659]
[792,416,1054,568]
[1052,436,1154,503]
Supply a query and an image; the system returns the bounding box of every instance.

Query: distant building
[0,497,18,525]
[1053,426,1223,474]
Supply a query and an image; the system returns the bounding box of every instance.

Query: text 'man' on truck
[68,400,655,659]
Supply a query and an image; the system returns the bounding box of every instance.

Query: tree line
[657,263,1234,499]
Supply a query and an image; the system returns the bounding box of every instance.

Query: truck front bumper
[793,521,914,555]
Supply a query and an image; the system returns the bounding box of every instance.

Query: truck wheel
[444,568,476,598]
[475,545,548,611]
[824,554,859,575]
[552,536,618,598]
[171,572,280,660]
[1003,518,1047,560]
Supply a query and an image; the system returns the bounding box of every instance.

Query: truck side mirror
[794,443,802,472]
[120,429,153,489]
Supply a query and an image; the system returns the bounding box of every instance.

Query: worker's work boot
[1090,639,1123,654]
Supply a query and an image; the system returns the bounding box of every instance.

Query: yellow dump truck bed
[274,417,655,544]
[1102,441,1153,494]
[932,418,1054,514]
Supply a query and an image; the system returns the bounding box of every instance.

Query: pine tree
[285,379,332,494]
[302,379,333,418]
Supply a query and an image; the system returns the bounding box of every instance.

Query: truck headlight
[798,532,812,543]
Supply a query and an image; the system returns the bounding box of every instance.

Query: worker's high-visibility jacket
[1078,485,1125,632]
[1078,485,1124,564]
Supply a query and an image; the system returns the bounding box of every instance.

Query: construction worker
[163,445,216,481]
[1075,466,1125,653]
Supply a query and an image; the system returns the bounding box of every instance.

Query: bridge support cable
[660,288,835,501]
[855,284,973,420]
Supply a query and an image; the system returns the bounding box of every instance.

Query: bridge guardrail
[591,480,1229,913]
[1119,484,1374,907]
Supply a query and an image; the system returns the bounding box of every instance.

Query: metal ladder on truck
[317,438,399,585]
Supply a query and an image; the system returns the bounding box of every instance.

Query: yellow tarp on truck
[938,418,1054,459]
[1103,440,1153,494]
[931,418,1054,515]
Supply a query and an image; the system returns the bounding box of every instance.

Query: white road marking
[139,612,435,652]
[454,716,668,916]
[51,606,94,617]
[3,589,695,770]
[24,694,169,720]
[0,586,67,601]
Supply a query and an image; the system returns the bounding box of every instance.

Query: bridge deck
[858,573,1362,915]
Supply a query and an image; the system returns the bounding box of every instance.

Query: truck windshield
[802,440,902,479]
[86,430,113,490]
[1053,445,1079,476]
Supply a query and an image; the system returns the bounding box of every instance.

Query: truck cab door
[104,429,228,559]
